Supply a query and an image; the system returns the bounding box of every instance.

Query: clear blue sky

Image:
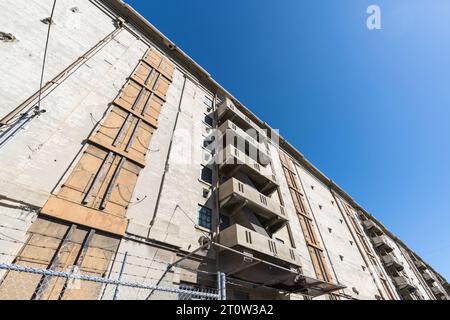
[125,0,450,279]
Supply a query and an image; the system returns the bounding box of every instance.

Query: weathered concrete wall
[383,233,434,299]
[124,68,184,239]
[0,0,146,264]
[335,195,400,300]
[296,164,384,300]
[101,238,179,300]
[0,0,116,119]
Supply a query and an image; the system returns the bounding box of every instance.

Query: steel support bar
[113,251,128,300]
[217,272,226,300]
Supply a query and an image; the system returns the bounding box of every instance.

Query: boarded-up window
[39,46,175,236]
[0,217,119,300]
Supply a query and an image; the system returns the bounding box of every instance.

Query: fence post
[113,252,128,300]
[217,272,226,300]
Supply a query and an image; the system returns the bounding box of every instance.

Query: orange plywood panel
[41,196,128,236]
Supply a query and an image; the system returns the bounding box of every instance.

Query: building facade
[0,0,448,300]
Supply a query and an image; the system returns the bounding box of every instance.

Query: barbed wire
[0,234,217,284]
[0,263,220,300]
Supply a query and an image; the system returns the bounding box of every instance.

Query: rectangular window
[219,214,230,231]
[203,96,213,109]
[198,205,212,230]
[204,114,214,127]
[200,165,213,184]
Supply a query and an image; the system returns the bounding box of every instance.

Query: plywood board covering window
[113,80,164,129]
[0,217,119,300]
[143,48,175,81]
[89,106,154,166]
[39,47,175,236]
[279,151,333,283]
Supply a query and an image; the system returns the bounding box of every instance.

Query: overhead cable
[37,0,57,112]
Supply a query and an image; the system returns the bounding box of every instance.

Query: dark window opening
[219,215,230,231]
[204,114,213,127]
[198,205,212,230]
[201,166,213,184]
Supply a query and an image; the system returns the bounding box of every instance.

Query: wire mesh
[0,263,221,300]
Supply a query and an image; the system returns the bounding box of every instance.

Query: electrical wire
[37,0,57,111]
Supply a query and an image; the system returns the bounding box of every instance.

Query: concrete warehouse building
[0,0,448,300]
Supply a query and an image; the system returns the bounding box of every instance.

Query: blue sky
[125,0,450,279]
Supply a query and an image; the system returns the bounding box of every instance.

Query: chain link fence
[0,262,225,300]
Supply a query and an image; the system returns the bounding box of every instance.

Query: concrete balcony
[431,285,445,299]
[218,224,300,267]
[218,120,270,166]
[217,98,267,140]
[362,220,383,236]
[219,178,288,233]
[422,270,436,284]
[414,260,427,271]
[217,224,346,296]
[381,253,404,271]
[217,145,278,195]
[372,235,394,253]
[393,275,417,293]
